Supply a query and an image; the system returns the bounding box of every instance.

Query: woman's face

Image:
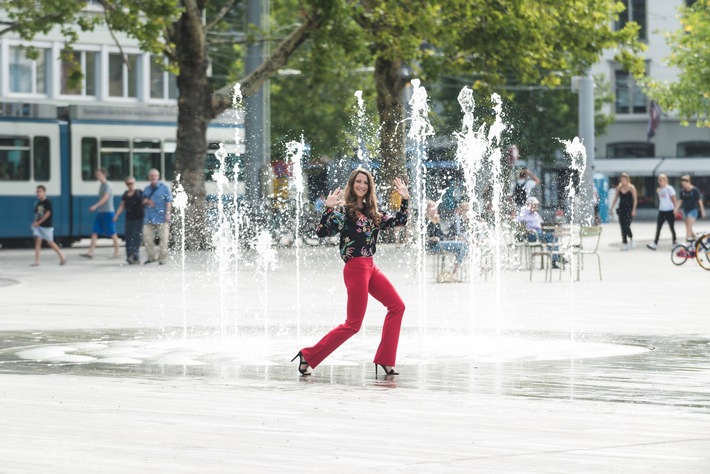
[658,176,667,187]
[620,176,629,186]
[353,173,369,199]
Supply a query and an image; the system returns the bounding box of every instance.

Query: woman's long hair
[343,168,381,225]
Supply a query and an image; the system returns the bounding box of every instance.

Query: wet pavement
[0,221,709,473]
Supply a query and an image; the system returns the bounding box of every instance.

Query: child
[31,185,66,266]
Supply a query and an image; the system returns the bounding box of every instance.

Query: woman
[675,175,705,242]
[292,168,409,377]
[609,172,637,251]
[113,176,144,264]
[646,174,677,250]
[426,200,468,280]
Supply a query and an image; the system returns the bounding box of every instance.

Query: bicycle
[670,232,710,270]
[694,232,710,270]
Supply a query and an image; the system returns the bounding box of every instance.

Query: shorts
[92,212,117,236]
[32,226,54,241]
[684,209,699,219]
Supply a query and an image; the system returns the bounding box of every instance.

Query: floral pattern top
[316,200,409,262]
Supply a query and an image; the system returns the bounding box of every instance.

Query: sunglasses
[126,182,136,185]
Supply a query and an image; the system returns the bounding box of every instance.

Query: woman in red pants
[292,168,409,377]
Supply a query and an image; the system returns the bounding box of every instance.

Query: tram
[0,102,243,246]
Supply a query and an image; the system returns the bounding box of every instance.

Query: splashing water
[353,90,372,169]
[255,230,277,337]
[454,89,508,336]
[407,78,435,337]
[285,137,306,339]
[173,175,189,340]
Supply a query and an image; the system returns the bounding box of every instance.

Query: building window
[150,58,178,100]
[616,0,646,41]
[108,53,139,98]
[615,70,647,114]
[607,142,654,158]
[61,51,98,96]
[8,46,48,94]
[677,141,710,157]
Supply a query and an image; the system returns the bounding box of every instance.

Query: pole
[244,0,271,208]
[577,74,595,224]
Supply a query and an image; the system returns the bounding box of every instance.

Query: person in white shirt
[647,174,677,250]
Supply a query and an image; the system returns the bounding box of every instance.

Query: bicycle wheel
[694,234,710,270]
[671,244,690,266]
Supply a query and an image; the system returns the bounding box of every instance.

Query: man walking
[81,168,120,259]
[142,168,172,265]
[31,185,67,266]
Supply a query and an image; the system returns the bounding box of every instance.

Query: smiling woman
[293,168,410,378]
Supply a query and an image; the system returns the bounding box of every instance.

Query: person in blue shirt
[142,168,173,265]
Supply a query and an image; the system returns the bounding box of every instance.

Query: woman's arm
[631,185,638,216]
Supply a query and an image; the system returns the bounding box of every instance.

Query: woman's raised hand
[393,177,410,200]
[325,188,343,208]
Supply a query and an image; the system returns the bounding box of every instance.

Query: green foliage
[640,1,710,127]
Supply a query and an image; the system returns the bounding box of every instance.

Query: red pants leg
[368,264,405,366]
[300,258,372,368]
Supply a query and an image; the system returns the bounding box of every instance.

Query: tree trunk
[174,4,212,249]
[374,56,407,196]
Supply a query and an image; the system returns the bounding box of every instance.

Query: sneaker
[646,242,657,250]
[629,240,636,249]
[620,244,629,251]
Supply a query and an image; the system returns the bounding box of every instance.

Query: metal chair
[572,225,603,280]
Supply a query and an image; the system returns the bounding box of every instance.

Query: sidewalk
[0,221,708,473]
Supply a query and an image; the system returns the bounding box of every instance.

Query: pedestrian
[646,174,677,250]
[80,168,120,259]
[113,176,144,264]
[31,185,66,266]
[313,193,326,213]
[142,168,173,265]
[675,174,705,242]
[292,168,409,377]
[609,172,637,251]
[512,168,540,210]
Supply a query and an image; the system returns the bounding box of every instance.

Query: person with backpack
[512,168,540,209]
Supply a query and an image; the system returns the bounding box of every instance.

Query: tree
[639,1,710,126]
[341,0,645,191]
[1,0,335,247]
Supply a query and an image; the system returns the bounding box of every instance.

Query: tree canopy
[640,1,710,127]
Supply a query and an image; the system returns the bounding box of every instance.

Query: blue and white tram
[0,102,243,246]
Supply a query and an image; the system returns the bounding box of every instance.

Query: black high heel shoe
[375,363,399,377]
[291,351,311,376]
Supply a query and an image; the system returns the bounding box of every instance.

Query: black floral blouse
[316,200,409,262]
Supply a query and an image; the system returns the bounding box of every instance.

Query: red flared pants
[301,257,405,368]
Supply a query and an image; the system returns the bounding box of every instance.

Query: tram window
[33,136,50,181]
[164,141,176,181]
[100,139,129,181]
[0,136,30,181]
[82,138,98,180]
[133,139,161,180]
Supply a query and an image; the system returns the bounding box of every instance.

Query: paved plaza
[0,221,708,473]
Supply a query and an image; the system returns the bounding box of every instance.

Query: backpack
[513,182,527,206]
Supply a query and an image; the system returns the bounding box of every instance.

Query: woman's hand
[393,177,409,200]
[324,188,343,208]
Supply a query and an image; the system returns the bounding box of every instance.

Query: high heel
[375,363,399,377]
[291,351,311,376]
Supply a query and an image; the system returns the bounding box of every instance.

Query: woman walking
[292,168,409,377]
[609,172,637,251]
[675,175,705,242]
[646,174,677,250]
